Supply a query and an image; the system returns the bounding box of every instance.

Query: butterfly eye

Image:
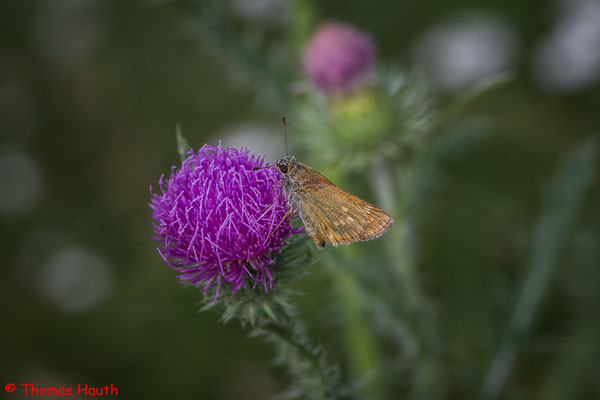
[279,163,288,174]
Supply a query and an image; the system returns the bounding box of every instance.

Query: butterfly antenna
[282,116,288,157]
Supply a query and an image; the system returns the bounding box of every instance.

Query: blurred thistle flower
[303,22,376,95]
[150,143,296,301]
[297,70,434,171]
[331,89,392,145]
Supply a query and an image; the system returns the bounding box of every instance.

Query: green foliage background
[1,1,599,399]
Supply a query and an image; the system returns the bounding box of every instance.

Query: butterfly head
[276,156,295,175]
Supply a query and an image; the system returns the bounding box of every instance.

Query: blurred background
[1,0,599,399]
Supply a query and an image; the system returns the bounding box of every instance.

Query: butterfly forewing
[294,166,393,248]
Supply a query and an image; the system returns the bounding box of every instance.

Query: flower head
[150,143,295,301]
[303,22,376,95]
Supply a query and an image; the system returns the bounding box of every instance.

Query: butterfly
[273,118,393,249]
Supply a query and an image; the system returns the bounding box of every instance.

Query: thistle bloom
[303,22,376,95]
[150,143,295,301]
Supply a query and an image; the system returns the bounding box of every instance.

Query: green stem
[332,262,384,400]
[481,140,597,399]
[175,124,189,163]
[262,322,329,386]
[257,303,347,400]
[291,0,317,53]
[369,162,443,399]
[369,162,420,308]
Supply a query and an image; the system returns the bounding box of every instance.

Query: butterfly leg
[257,177,286,215]
[267,176,285,200]
[264,207,296,244]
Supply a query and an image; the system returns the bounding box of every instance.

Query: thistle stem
[369,162,443,399]
[262,322,329,386]
[332,261,385,400]
[257,301,347,400]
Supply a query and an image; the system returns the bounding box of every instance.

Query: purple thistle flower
[150,143,296,302]
[303,22,376,95]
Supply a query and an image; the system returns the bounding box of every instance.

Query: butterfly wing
[293,167,393,248]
